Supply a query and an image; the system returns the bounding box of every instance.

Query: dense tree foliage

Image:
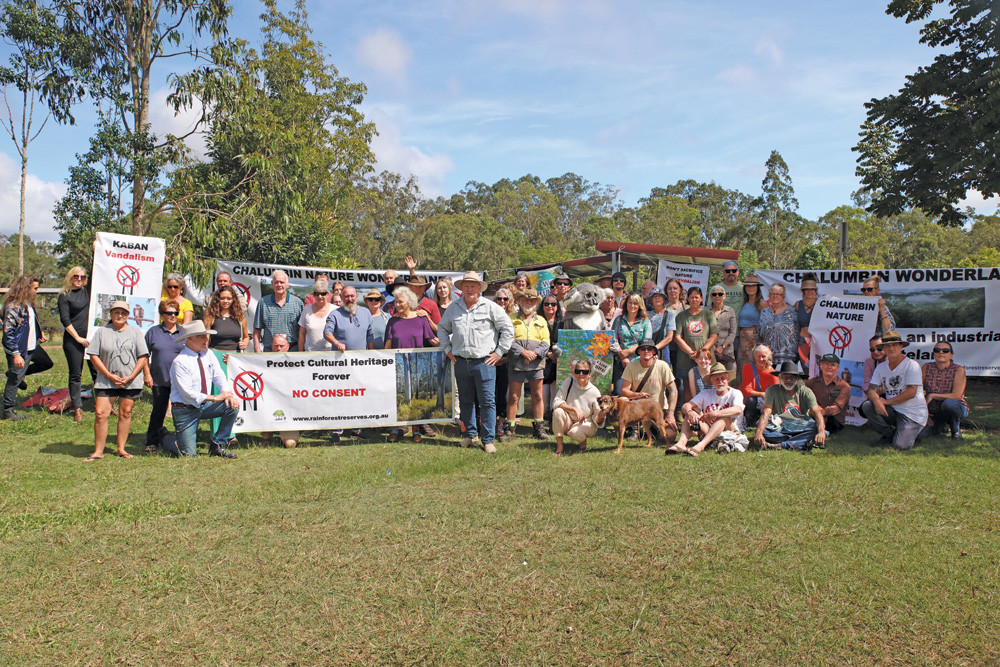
[855,0,1000,226]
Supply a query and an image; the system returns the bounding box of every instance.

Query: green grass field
[2,348,999,664]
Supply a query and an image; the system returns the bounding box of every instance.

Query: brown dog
[596,395,671,454]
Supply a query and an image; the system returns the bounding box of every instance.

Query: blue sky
[2,0,992,244]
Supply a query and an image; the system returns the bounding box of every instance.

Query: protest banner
[518,267,560,297]
[657,260,710,297]
[89,232,165,335]
[226,348,452,432]
[757,267,1000,376]
[554,330,615,397]
[199,260,466,326]
[805,295,880,425]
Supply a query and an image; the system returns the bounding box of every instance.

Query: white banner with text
[89,232,166,335]
[757,267,1000,376]
[226,348,454,432]
[657,260,711,298]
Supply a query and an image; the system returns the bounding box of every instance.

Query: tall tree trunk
[19,151,27,274]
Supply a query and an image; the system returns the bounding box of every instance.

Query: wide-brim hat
[636,338,657,352]
[801,279,818,290]
[880,331,910,348]
[109,300,130,312]
[364,288,384,301]
[708,362,730,378]
[742,274,762,286]
[770,361,806,378]
[513,288,543,305]
[551,274,573,286]
[404,275,432,290]
[176,321,217,341]
[454,271,487,291]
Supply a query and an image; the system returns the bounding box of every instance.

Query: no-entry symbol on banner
[233,370,264,410]
[232,281,251,307]
[117,265,140,295]
[829,325,852,352]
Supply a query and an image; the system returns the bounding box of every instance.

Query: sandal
[145,443,158,453]
[83,455,103,462]
[115,451,134,459]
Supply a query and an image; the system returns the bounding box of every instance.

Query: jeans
[860,400,924,450]
[172,401,238,457]
[146,386,171,446]
[919,398,969,438]
[454,356,497,444]
[744,396,764,428]
[63,336,96,410]
[4,348,54,412]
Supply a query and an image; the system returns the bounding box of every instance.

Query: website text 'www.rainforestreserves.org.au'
[291,413,391,423]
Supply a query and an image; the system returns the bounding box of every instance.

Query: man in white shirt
[670,363,744,456]
[168,321,239,458]
[860,330,927,450]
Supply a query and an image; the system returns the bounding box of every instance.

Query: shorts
[508,367,544,383]
[95,388,143,400]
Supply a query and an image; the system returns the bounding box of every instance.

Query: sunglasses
[313,292,329,297]
[166,284,181,289]
[860,287,876,293]
[711,293,725,297]
[724,269,739,274]
[553,281,571,286]
[933,347,952,353]
[871,345,884,352]
[573,369,591,375]
[366,297,383,302]
[495,297,509,302]
[162,311,179,316]
[73,275,86,280]
[543,302,558,307]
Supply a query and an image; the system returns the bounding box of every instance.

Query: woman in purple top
[384,287,439,442]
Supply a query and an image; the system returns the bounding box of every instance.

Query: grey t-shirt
[87,323,149,390]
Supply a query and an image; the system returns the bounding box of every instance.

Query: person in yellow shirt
[502,288,551,441]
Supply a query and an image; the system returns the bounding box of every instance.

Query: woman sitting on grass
[551,359,601,456]
[920,342,968,439]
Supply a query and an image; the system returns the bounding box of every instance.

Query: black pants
[63,336,96,410]
[146,385,172,446]
[4,348,55,412]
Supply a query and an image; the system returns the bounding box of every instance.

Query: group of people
[1,258,972,460]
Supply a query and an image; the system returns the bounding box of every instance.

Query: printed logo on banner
[117,265,140,295]
[233,370,264,411]
[232,281,252,308]
[829,325,852,352]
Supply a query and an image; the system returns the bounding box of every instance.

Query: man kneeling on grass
[753,361,826,451]
[164,321,239,459]
[668,363,745,456]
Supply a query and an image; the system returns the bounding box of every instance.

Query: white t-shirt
[870,356,928,424]
[690,386,745,431]
[298,305,333,351]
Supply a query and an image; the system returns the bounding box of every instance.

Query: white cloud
[0,151,66,243]
[368,111,454,197]
[959,189,999,215]
[147,87,208,160]
[355,28,413,88]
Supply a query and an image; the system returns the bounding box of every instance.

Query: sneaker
[952,430,963,440]
[3,411,28,422]
[484,442,497,454]
[460,436,475,448]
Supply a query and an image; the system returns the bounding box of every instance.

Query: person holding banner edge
[438,271,515,453]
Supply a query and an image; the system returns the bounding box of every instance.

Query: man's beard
[781,379,798,391]
[343,302,357,314]
[520,305,537,317]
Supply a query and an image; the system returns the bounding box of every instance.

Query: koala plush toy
[561,283,611,330]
